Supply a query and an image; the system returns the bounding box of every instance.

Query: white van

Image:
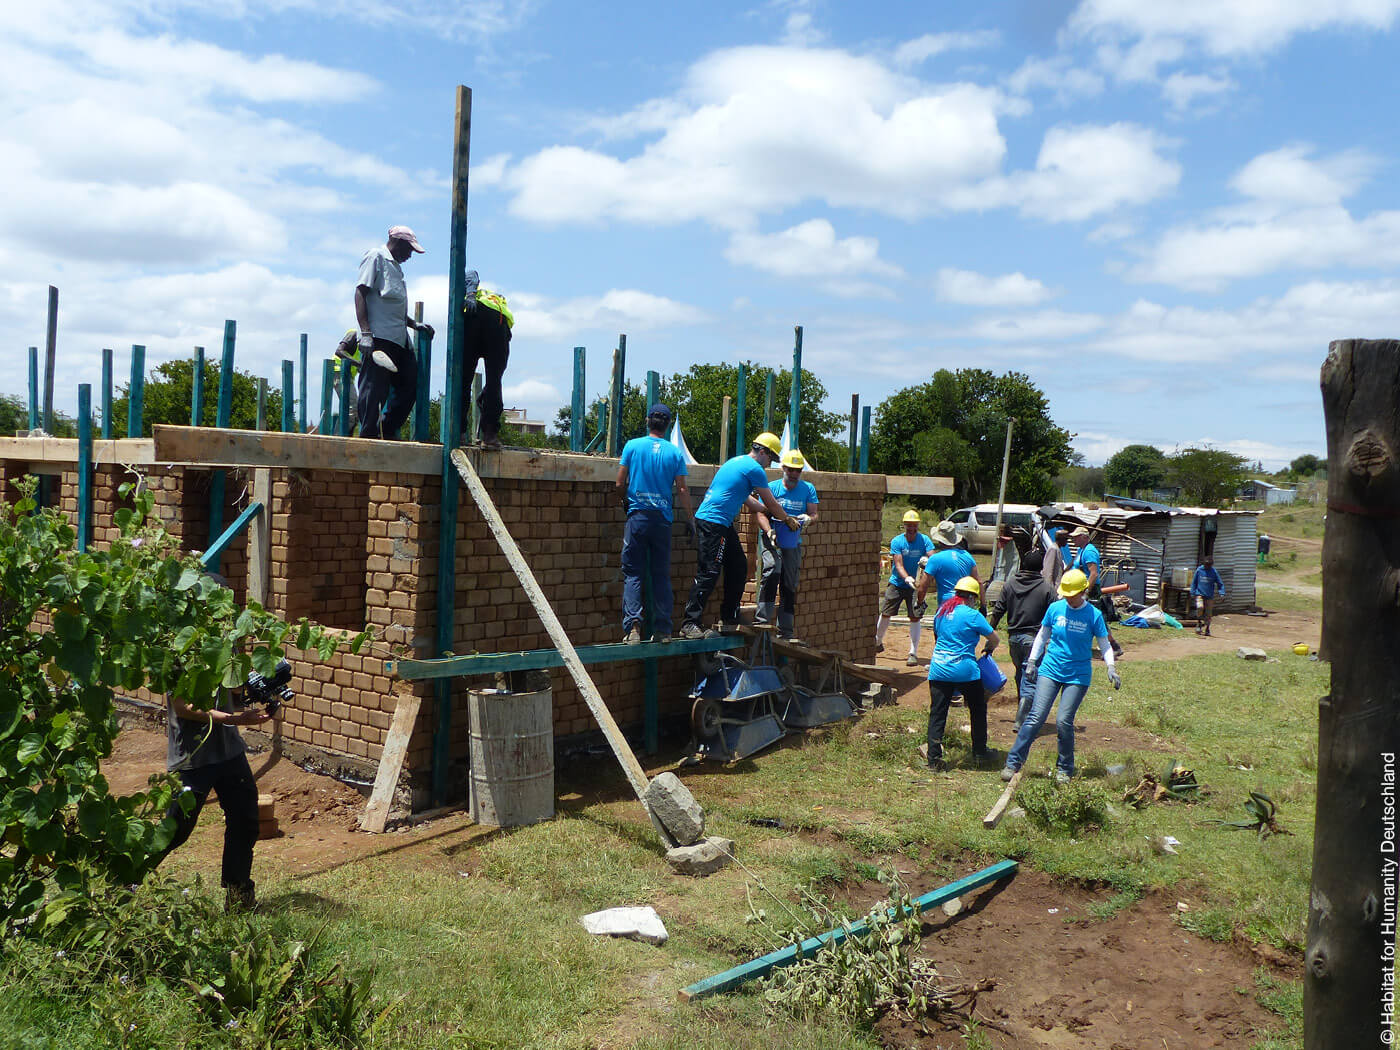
[944,504,1039,552]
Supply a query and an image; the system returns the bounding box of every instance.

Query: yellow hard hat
[1058,569,1089,597]
[780,449,806,469]
[902,510,921,524]
[954,576,980,597]
[753,432,781,456]
[1292,642,1310,656]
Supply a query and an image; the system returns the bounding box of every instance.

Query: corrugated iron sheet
[1212,512,1259,611]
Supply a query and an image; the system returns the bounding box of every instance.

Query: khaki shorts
[881,582,917,618]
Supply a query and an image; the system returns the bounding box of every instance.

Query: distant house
[1240,479,1296,505]
[502,407,547,436]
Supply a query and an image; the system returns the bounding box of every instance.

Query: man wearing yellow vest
[461,270,513,450]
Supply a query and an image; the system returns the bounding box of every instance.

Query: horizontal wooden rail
[388,634,745,680]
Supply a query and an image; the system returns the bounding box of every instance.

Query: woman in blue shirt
[1002,569,1121,784]
[925,577,997,771]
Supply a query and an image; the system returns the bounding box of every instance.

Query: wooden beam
[247,469,272,606]
[360,692,423,833]
[983,769,1023,829]
[389,634,745,680]
[885,475,955,497]
[0,437,156,466]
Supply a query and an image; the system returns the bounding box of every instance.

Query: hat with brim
[388,225,425,253]
[1070,526,1090,540]
[933,520,959,546]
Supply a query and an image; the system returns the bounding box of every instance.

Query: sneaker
[370,349,398,373]
[781,635,803,646]
[1000,766,1018,782]
[624,626,642,645]
[972,749,998,767]
[1195,627,1203,636]
[654,633,673,644]
[875,642,885,654]
[1054,770,1072,785]
[906,654,919,666]
[679,623,706,641]
[481,436,502,451]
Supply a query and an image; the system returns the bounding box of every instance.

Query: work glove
[912,600,928,621]
[1107,668,1121,690]
[1023,661,1039,686]
[796,514,812,529]
[685,520,696,543]
[917,555,929,569]
[764,529,778,548]
[358,330,374,353]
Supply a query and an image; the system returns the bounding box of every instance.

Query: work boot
[679,623,706,641]
[624,626,642,645]
[1000,766,1018,782]
[480,428,502,451]
[875,642,885,654]
[906,653,919,667]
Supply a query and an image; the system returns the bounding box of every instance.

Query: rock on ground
[644,772,705,846]
[666,836,735,876]
[1237,647,1267,660]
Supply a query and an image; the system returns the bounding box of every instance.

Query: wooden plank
[0,437,156,466]
[360,692,423,833]
[679,859,1018,1001]
[450,448,653,804]
[247,469,272,606]
[982,769,1024,829]
[733,625,899,685]
[885,475,955,497]
[390,634,745,680]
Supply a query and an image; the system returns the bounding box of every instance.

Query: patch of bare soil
[848,868,1294,1049]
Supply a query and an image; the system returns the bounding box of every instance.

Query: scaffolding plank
[360,692,423,833]
[389,634,745,680]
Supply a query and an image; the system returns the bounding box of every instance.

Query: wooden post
[319,359,333,433]
[281,361,295,433]
[433,83,472,807]
[100,350,114,440]
[207,321,235,572]
[255,377,267,432]
[1305,338,1400,1045]
[570,347,586,452]
[191,346,205,426]
[848,395,859,473]
[413,301,431,442]
[735,364,747,452]
[607,335,626,457]
[763,371,775,433]
[859,406,872,473]
[468,373,482,444]
[992,418,1014,578]
[43,286,57,434]
[247,469,272,607]
[76,384,92,553]
[789,325,803,448]
[127,345,146,438]
[719,396,731,461]
[298,334,308,433]
[26,348,39,432]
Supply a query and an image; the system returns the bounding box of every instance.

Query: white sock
[875,616,890,644]
[908,622,922,654]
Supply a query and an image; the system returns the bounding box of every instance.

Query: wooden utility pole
[1306,338,1400,1047]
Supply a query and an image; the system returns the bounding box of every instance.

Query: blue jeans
[1006,676,1090,776]
[622,512,674,636]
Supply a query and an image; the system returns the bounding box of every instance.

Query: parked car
[944,504,1039,552]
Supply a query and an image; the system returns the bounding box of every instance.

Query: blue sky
[6,0,1400,468]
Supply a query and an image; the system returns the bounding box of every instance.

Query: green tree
[1289,453,1322,477]
[868,369,1072,507]
[1168,447,1249,506]
[1103,444,1167,496]
[0,393,77,437]
[110,358,286,437]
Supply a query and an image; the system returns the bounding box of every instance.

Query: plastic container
[978,655,1008,696]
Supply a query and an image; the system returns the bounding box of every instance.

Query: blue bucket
[978,655,1007,695]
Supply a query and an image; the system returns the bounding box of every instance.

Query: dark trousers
[357,337,418,439]
[684,521,748,627]
[927,678,987,763]
[621,512,674,636]
[1008,631,1037,727]
[756,537,802,636]
[158,754,259,891]
[461,309,511,441]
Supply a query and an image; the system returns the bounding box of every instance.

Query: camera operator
[154,682,272,911]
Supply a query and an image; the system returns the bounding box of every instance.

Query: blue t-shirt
[889,532,935,587]
[926,547,977,603]
[1036,599,1108,686]
[695,455,769,526]
[928,604,993,683]
[1069,543,1100,574]
[620,436,688,520]
[767,479,818,549]
[1191,565,1225,598]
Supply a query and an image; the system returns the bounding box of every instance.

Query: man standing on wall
[754,449,819,642]
[875,510,935,665]
[460,271,513,450]
[616,404,693,644]
[680,432,800,639]
[354,226,434,440]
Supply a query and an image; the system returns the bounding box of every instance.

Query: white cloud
[1005,56,1106,102]
[502,379,562,404]
[1070,0,1400,56]
[508,290,709,341]
[935,268,1054,307]
[961,309,1106,341]
[893,30,1000,68]
[724,220,904,287]
[1230,145,1376,205]
[1161,70,1234,113]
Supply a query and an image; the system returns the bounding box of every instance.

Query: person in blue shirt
[680,432,800,639]
[1191,556,1226,636]
[921,520,980,606]
[1002,569,1122,784]
[1066,525,1123,657]
[925,577,998,770]
[754,449,819,640]
[615,404,694,644]
[875,510,936,664]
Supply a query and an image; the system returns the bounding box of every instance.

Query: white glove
[917,555,929,569]
[796,514,812,529]
[1107,668,1121,690]
[358,330,374,352]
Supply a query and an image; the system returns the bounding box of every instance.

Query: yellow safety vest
[474,288,514,329]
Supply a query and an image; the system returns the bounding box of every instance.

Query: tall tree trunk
[1307,339,1400,1046]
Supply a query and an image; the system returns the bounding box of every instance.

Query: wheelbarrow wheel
[691,697,723,741]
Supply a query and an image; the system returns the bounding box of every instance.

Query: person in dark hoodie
[988,548,1056,731]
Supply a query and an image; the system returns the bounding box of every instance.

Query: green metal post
[319,360,333,433]
[570,347,586,452]
[281,361,295,432]
[645,370,659,420]
[27,348,38,431]
[191,346,204,426]
[338,360,353,436]
[100,349,113,439]
[434,84,472,807]
[859,406,872,473]
[298,334,308,433]
[127,345,146,438]
[789,325,802,449]
[76,384,91,552]
[848,394,859,473]
[413,301,431,442]
[735,364,747,451]
[206,321,235,573]
[763,371,775,433]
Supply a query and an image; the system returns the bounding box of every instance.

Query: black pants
[357,337,418,439]
[756,536,802,636]
[684,521,748,628]
[927,678,987,764]
[461,308,511,441]
[157,754,259,892]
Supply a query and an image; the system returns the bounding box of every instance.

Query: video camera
[245,660,294,716]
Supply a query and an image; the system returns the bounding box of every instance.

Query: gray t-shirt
[357,246,409,345]
[167,692,247,771]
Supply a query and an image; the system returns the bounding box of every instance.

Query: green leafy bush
[1019,780,1112,835]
